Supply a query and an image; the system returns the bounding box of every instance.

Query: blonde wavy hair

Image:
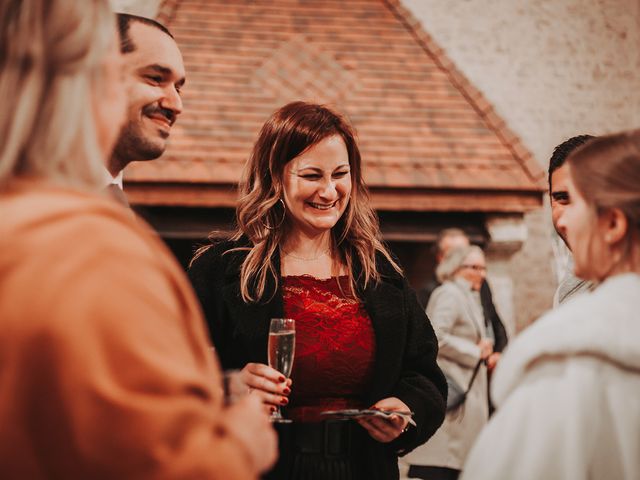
[196,101,401,303]
[0,0,115,189]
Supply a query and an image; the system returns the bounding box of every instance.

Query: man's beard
[112,120,165,164]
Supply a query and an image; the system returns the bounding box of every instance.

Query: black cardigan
[188,239,447,480]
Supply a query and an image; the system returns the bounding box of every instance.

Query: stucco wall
[402,0,640,330]
[110,0,159,17]
[402,0,640,162]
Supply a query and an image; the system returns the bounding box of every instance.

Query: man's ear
[603,208,628,245]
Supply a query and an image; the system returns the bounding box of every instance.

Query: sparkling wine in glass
[268,318,295,423]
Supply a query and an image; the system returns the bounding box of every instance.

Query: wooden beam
[125,183,542,213]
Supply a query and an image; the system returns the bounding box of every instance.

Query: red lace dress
[282,275,376,423]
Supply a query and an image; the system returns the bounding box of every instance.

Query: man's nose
[556,212,567,231]
[160,85,183,117]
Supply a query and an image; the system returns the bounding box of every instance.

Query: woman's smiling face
[282,135,352,237]
[556,164,609,281]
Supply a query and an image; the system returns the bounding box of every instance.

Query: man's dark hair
[116,13,173,54]
[548,135,594,192]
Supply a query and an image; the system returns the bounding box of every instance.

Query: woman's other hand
[357,397,410,443]
[241,362,292,410]
[222,394,278,474]
[477,338,494,360]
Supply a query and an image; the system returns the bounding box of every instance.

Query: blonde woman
[405,245,494,480]
[463,131,640,479]
[0,0,275,477]
[189,101,447,480]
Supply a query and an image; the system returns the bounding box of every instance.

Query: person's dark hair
[548,135,594,193]
[116,13,173,54]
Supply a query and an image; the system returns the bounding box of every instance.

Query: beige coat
[0,184,258,479]
[404,278,489,470]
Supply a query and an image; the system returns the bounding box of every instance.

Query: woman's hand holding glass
[357,396,411,443]
[240,362,292,413]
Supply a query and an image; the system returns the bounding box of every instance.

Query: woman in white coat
[462,130,640,480]
[405,245,495,480]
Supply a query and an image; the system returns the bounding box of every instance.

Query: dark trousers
[407,465,460,480]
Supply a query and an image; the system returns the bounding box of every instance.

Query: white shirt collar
[103,169,124,189]
[112,171,124,189]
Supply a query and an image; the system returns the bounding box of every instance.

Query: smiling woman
[232,101,393,302]
[461,131,640,479]
[282,135,352,243]
[189,101,447,480]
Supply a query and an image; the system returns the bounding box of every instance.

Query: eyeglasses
[460,264,486,272]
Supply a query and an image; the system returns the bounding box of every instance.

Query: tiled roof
[126,0,544,212]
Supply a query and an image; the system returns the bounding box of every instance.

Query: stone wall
[402,0,640,331]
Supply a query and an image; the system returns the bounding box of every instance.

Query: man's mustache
[142,104,176,126]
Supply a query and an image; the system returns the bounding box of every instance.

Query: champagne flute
[268,318,295,423]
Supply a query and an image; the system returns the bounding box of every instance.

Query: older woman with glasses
[404,245,495,480]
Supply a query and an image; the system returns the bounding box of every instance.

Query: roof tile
[128,0,544,211]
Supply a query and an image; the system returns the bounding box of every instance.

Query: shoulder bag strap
[465,359,484,394]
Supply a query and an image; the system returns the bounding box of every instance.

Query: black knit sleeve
[187,243,229,357]
[390,277,447,455]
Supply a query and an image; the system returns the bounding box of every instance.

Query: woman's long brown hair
[193,101,401,303]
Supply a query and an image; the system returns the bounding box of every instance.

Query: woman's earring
[261,198,286,230]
